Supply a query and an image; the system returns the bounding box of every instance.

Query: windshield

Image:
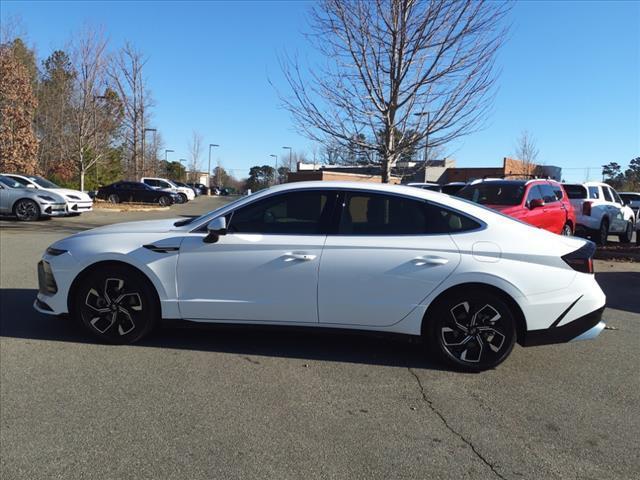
[173,194,248,227]
[563,184,587,199]
[27,176,60,188]
[457,182,526,206]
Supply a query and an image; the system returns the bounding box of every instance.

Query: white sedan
[2,173,93,215]
[34,182,606,371]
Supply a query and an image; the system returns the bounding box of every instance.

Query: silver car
[0,175,67,221]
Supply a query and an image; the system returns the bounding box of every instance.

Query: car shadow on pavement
[0,288,444,370]
[595,271,640,314]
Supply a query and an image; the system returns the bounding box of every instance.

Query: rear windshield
[563,184,587,199]
[457,183,526,206]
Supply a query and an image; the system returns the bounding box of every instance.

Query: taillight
[562,241,596,274]
[582,201,592,216]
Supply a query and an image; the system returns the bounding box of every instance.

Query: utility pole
[414,111,431,182]
[208,143,220,195]
[164,149,174,177]
[142,128,157,179]
[179,159,187,182]
[270,154,278,185]
[282,146,292,170]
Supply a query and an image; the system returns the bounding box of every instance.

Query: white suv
[564,182,635,245]
[141,177,195,203]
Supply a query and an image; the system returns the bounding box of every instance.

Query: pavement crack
[407,367,507,480]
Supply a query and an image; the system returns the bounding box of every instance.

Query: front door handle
[284,252,317,261]
[412,256,449,266]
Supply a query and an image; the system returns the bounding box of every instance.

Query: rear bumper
[522,306,605,346]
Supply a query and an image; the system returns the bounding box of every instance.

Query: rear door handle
[284,252,317,261]
[412,256,449,266]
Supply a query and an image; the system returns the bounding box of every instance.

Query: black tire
[108,194,120,204]
[72,264,159,344]
[158,195,172,207]
[595,218,609,246]
[425,290,517,372]
[178,193,188,203]
[561,223,572,236]
[14,199,41,221]
[619,221,633,243]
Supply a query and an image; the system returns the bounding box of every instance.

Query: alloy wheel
[439,301,511,366]
[15,199,39,221]
[108,194,119,204]
[561,224,572,236]
[82,278,143,337]
[159,195,170,207]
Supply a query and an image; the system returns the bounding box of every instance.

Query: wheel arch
[12,197,41,214]
[67,260,161,316]
[421,282,527,345]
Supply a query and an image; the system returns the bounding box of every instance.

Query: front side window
[609,188,622,204]
[601,187,613,202]
[228,191,332,235]
[538,184,558,203]
[552,185,564,200]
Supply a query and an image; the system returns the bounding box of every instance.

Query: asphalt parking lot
[1,196,639,480]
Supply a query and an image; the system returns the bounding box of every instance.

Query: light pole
[282,146,292,170]
[93,95,107,187]
[164,149,174,177]
[179,159,187,182]
[414,111,431,182]
[270,154,278,184]
[142,128,157,178]
[208,143,220,194]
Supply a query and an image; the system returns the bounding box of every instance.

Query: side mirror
[203,217,227,244]
[26,184,36,189]
[529,198,545,209]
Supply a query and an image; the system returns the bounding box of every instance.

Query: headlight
[37,195,57,202]
[46,247,68,256]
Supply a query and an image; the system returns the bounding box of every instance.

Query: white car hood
[49,188,93,202]
[79,218,182,235]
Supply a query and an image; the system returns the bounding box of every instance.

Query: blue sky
[2,0,638,181]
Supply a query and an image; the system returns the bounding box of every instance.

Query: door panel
[177,234,325,322]
[318,235,460,327]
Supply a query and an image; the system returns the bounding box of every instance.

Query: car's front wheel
[178,193,188,203]
[426,290,517,372]
[561,223,572,236]
[14,199,41,221]
[619,221,633,243]
[72,265,158,344]
[158,195,172,207]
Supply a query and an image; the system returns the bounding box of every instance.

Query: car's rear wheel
[561,223,572,236]
[158,195,171,207]
[619,221,633,243]
[595,218,609,246]
[178,193,188,203]
[14,199,40,221]
[108,194,120,204]
[426,290,517,372]
[72,265,158,344]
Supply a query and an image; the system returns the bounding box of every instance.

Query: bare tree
[514,130,539,177]
[278,0,510,182]
[108,42,152,180]
[68,26,109,191]
[187,130,203,182]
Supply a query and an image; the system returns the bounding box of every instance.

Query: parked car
[619,192,640,221]
[35,181,605,372]
[407,182,441,191]
[0,175,67,221]
[563,182,635,244]
[440,182,467,195]
[174,181,199,196]
[96,181,180,206]
[187,182,209,195]
[456,179,576,236]
[140,177,195,203]
[1,173,93,215]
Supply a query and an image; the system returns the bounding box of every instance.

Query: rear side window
[609,188,622,204]
[538,184,558,203]
[229,191,332,235]
[458,183,526,206]
[564,185,587,199]
[338,192,479,235]
[588,186,600,199]
[602,187,613,202]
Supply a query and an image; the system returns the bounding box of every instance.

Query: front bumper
[66,201,93,214]
[522,306,605,346]
[39,202,68,217]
